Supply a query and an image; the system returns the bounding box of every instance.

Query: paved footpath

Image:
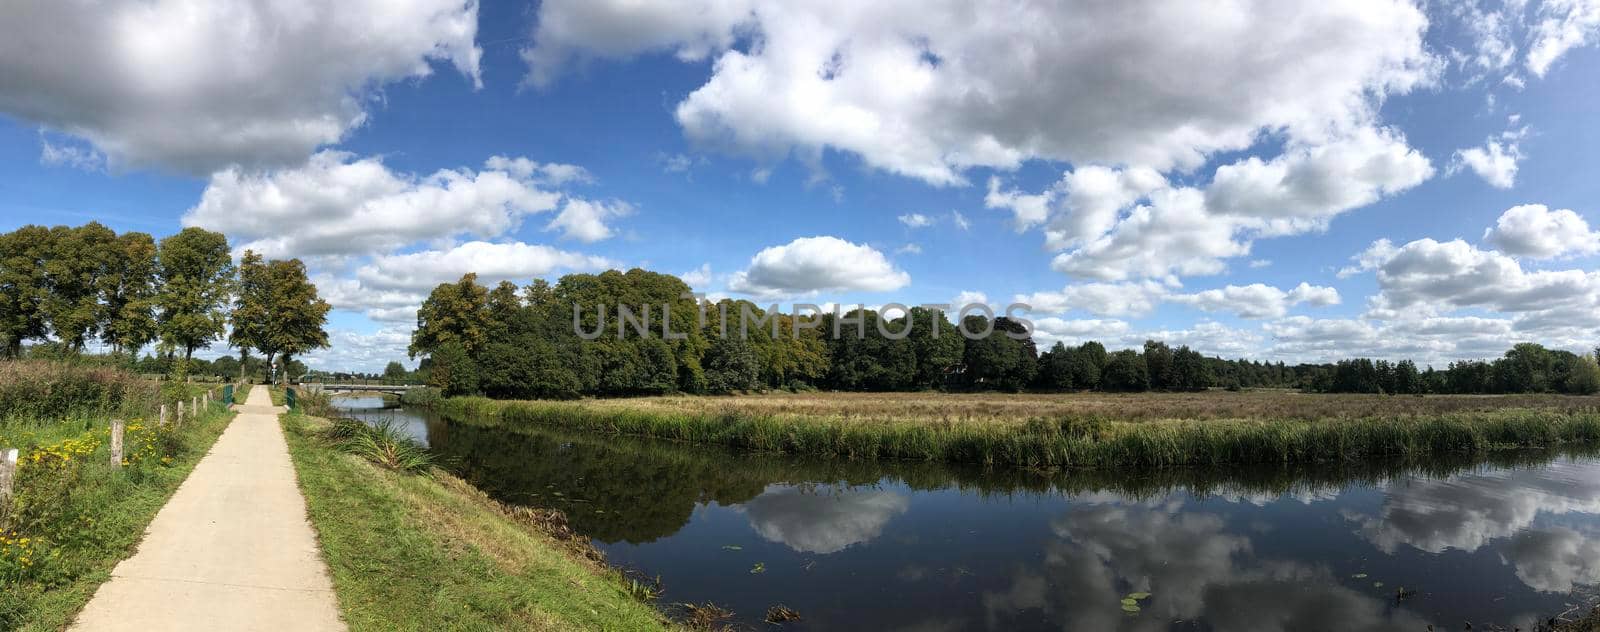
[72,385,345,631]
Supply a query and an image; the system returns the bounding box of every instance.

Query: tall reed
[434,397,1600,469]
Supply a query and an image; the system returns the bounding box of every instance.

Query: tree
[1165,346,1211,392]
[260,258,330,384]
[703,338,762,393]
[156,227,235,370]
[44,223,119,352]
[411,273,492,359]
[1561,353,1600,395]
[383,361,408,382]
[230,251,273,374]
[1101,350,1149,392]
[957,316,1037,391]
[1143,340,1173,390]
[99,231,160,356]
[0,225,53,357]
[427,340,479,396]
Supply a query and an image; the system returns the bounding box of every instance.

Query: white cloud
[545,198,634,243]
[184,151,590,260]
[1031,318,1130,347]
[1170,282,1340,319]
[1248,259,1272,269]
[356,241,617,292]
[985,177,1053,231]
[1042,127,1431,281]
[1450,140,1523,188]
[483,156,594,186]
[39,134,105,172]
[1528,0,1600,77]
[895,243,922,255]
[740,486,909,554]
[681,263,714,288]
[300,326,417,372]
[951,290,989,309]
[728,236,910,297]
[521,0,755,88]
[950,211,970,231]
[897,213,934,228]
[1483,203,1600,259]
[1016,281,1170,318]
[553,1,1439,186]
[0,0,481,173]
[1352,237,1600,316]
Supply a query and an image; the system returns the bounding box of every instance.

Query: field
[430,389,1600,470]
[555,389,1600,424]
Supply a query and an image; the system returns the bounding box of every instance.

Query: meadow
[0,360,236,630]
[429,389,1600,469]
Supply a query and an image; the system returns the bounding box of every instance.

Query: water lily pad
[1352,573,1368,579]
[1121,603,1141,613]
[1372,582,1383,588]
[1127,592,1151,600]
[1120,598,1137,606]
[750,562,766,574]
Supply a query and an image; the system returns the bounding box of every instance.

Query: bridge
[300,383,423,395]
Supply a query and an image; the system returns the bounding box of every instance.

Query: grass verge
[280,413,673,631]
[0,398,236,630]
[434,396,1600,469]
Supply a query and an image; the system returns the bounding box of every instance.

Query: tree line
[0,222,330,381]
[407,267,1600,399]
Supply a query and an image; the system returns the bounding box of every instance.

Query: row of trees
[0,223,330,381]
[407,267,1600,399]
[405,269,1219,398]
[1307,343,1600,395]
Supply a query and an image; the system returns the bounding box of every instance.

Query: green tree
[1101,349,1150,392]
[410,273,492,359]
[44,222,119,352]
[99,231,160,356]
[703,337,762,393]
[427,340,479,396]
[156,227,235,370]
[260,258,330,384]
[1143,340,1173,390]
[1165,346,1211,392]
[383,361,408,382]
[229,251,273,372]
[0,226,54,357]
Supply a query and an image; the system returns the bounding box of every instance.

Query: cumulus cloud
[1528,0,1600,77]
[0,0,481,173]
[571,1,1437,186]
[1348,236,1600,316]
[356,241,617,292]
[1171,283,1340,320]
[545,199,634,243]
[319,241,617,322]
[1483,203,1600,259]
[184,151,627,260]
[1017,281,1170,318]
[895,243,922,255]
[681,263,714,288]
[299,326,418,372]
[728,236,910,298]
[1031,318,1131,347]
[897,213,935,228]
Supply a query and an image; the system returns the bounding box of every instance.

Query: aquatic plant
[326,418,433,474]
[436,396,1600,469]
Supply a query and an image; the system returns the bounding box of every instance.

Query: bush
[0,361,156,425]
[324,418,433,474]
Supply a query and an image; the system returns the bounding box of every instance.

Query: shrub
[0,361,155,425]
[325,418,433,474]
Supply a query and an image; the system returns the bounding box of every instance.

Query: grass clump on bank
[0,389,235,630]
[434,395,1600,469]
[281,413,673,631]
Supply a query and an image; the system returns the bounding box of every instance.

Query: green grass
[434,396,1600,469]
[0,402,236,630]
[280,413,673,631]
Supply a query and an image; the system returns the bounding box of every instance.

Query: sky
[3,0,1600,372]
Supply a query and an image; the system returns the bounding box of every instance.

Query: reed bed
[435,395,1600,469]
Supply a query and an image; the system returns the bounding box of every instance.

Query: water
[332,398,1600,630]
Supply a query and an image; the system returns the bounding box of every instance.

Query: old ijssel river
[332,396,1600,630]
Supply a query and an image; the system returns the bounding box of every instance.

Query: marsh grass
[325,418,434,474]
[436,394,1600,469]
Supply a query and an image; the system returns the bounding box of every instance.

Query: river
[332,396,1600,630]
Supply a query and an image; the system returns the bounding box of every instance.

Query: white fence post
[110,419,125,468]
[160,404,168,427]
[0,448,16,504]
[177,400,185,424]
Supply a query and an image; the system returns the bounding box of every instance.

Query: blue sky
[3,0,1600,371]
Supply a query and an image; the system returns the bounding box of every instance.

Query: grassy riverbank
[280,413,673,631]
[0,363,236,630]
[431,391,1600,469]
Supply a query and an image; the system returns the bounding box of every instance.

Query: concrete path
[72,386,345,631]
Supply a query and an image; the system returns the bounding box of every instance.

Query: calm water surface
[333,398,1600,630]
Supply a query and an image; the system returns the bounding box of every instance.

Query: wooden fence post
[0,448,16,505]
[177,400,185,424]
[110,419,125,468]
[160,404,168,427]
